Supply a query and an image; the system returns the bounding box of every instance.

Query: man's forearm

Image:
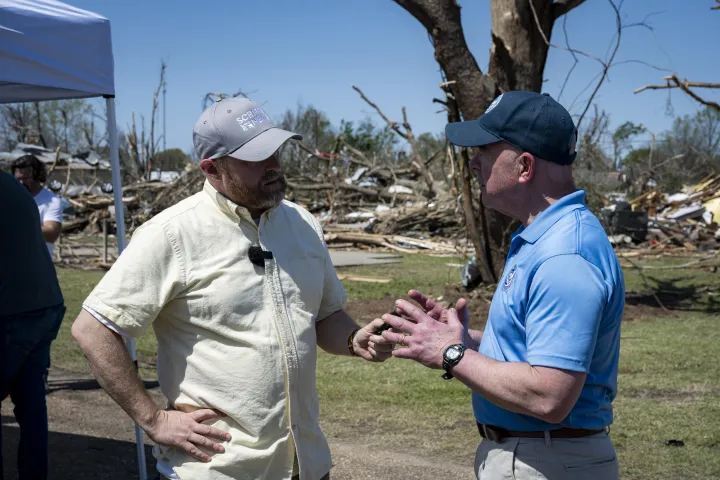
[42,222,61,243]
[450,351,581,424]
[71,311,159,429]
[316,309,359,356]
[465,329,483,351]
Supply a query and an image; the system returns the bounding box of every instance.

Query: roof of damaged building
[0,143,111,170]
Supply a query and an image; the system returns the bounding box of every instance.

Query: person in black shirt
[1,170,66,479]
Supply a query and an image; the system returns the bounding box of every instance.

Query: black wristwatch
[442,344,467,380]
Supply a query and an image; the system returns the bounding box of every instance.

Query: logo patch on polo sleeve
[502,264,517,291]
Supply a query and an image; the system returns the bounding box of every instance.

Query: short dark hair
[11,155,46,183]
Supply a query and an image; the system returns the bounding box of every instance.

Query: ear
[517,153,535,184]
[200,159,221,180]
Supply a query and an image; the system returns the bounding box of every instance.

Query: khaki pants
[474,432,618,479]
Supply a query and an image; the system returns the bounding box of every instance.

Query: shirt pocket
[288,255,325,316]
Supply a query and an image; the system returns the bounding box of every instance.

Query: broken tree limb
[336,274,392,284]
[622,250,720,271]
[351,85,405,139]
[286,181,421,202]
[635,75,720,112]
[351,84,437,197]
[623,256,676,315]
[324,232,419,254]
[324,231,462,254]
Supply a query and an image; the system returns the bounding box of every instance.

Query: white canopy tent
[1,1,147,478]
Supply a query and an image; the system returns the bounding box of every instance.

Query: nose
[469,153,486,184]
[263,153,281,171]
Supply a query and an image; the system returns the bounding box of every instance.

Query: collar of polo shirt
[515,190,586,244]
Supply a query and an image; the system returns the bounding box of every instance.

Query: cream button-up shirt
[83,180,348,480]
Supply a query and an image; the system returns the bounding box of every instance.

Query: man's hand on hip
[145,409,232,463]
[352,318,394,362]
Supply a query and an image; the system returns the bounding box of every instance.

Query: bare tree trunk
[393,0,497,120]
[61,106,70,152]
[392,0,587,283]
[33,102,47,147]
[490,0,545,91]
[149,62,167,178]
[141,116,148,179]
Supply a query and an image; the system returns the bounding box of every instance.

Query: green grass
[49,253,720,478]
[51,268,104,373]
[621,254,720,314]
[334,253,465,301]
[614,313,720,479]
[52,268,168,375]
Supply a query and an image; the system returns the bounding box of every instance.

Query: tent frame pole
[105,96,148,480]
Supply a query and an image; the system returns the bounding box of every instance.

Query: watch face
[447,348,460,360]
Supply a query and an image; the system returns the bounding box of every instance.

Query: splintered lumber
[336,274,392,283]
[390,235,456,252]
[286,181,421,202]
[324,231,459,254]
[375,200,462,237]
[122,182,169,194]
[68,195,138,212]
[324,232,418,254]
[61,217,89,233]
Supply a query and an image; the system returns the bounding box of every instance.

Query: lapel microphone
[248,245,273,268]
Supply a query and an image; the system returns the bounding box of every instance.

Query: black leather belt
[477,422,605,442]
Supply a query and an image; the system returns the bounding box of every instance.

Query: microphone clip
[248,245,273,268]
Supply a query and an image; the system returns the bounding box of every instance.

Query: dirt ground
[2,296,667,480]
[1,296,480,480]
[345,285,669,330]
[2,384,474,480]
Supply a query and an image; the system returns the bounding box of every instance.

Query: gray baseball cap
[193,97,302,162]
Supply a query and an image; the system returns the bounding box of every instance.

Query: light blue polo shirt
[473,189,624,431]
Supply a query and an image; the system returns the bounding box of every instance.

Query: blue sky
[68,0,720,155]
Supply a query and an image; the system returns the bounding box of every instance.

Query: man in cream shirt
[72,97,394,480]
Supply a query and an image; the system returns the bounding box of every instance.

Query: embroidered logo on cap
[236,107,269,132]
[485,94,503,114]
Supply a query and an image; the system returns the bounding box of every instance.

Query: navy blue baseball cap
[445,91,578,165]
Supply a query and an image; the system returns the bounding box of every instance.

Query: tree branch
[351,84,437,196]
[351,84,407,139]
[552,0,589,20]
[392,0,495,120]
[635,75,720,112]
[576,0,624,130]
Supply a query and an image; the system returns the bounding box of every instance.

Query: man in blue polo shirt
[376,91,624,479]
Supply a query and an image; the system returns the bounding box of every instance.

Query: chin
[480,192,493,208]
[260,191,285,209]
[480,194,505,216]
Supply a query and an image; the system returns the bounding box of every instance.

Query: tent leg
[105,97,127,253]
[106,97,148,480]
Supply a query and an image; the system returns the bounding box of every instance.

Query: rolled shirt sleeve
[525,254,608,373]
[45,195,63,224]
[310,216,348,321]
[82,222,185,338]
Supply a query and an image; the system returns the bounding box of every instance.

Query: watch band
[442,344,467,380]
[348,328,360,356]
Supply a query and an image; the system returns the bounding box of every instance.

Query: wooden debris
[336,274,392,283]
[622,174,720,252]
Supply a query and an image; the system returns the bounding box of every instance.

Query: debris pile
[602,174,720,251]
[58,164,473,256]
